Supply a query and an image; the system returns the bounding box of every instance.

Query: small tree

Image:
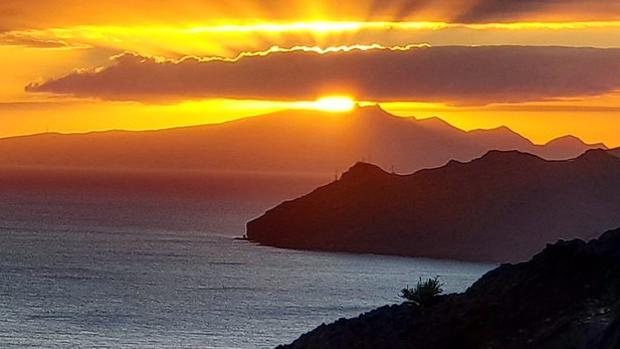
[400,276,444,308]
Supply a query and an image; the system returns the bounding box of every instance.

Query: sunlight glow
[189,21,366,33]
[299,96,356,113]
[4,20,620,58]
[2,14,620,146]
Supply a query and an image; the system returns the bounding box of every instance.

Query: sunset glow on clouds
[1,0,620,146]
[25,46,620,105]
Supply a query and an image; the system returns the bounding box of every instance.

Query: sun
[312,96,356,112]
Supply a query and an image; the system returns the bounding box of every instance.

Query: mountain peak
[485,125,517,134]
[470,125,519,136]
[417,116,457,130]
[478,149,543,163]
[340,162,388,181]
[467,126,534,149]
[545,134,585,146]
[545,134,607,149]
[355,104,394,118]
[574,148,619,163]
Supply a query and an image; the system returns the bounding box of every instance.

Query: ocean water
[0,169,493,348]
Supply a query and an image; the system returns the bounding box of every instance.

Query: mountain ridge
[0,106,605,174]
[247,149,620,262]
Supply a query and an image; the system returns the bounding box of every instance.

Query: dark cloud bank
[26,46,620,105]
[456,0,620,22]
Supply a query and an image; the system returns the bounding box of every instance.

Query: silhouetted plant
[400,276,444,307]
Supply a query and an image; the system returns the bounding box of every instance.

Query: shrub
[400,276,444,307]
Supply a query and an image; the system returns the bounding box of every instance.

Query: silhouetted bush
[400,276,443,307]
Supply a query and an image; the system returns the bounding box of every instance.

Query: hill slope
[247,150,620,262]
[278,227,620,349]
[0,106,604,174]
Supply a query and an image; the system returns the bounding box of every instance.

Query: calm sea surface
[0,170,493,348]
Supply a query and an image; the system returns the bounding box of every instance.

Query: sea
[0,168,493,348]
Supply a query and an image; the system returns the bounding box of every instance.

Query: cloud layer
[26,46,620,105]
[456,0,620,22]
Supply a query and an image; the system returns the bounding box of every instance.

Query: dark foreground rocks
[278,228,620,349]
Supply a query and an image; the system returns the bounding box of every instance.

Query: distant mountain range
[247,149,620,262]
[0,106,606,173]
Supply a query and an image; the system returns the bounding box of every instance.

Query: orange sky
[1,0,620,147]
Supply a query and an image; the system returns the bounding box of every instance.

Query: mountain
[0,106,604,174]
[278,227,620,349]
[247,149,620,262]
[611,147,620,158]
[467,125,534,150]
[538,135,607,160]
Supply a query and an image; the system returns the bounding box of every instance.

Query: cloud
[0,32,85,49]
[4,22,620,59]
[26,45,620,105]
[456,0,620,22]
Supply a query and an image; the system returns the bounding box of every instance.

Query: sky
[1,0,620,146]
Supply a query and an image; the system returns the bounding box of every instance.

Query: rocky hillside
[248,150,620,262]
[278,227,620,349]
